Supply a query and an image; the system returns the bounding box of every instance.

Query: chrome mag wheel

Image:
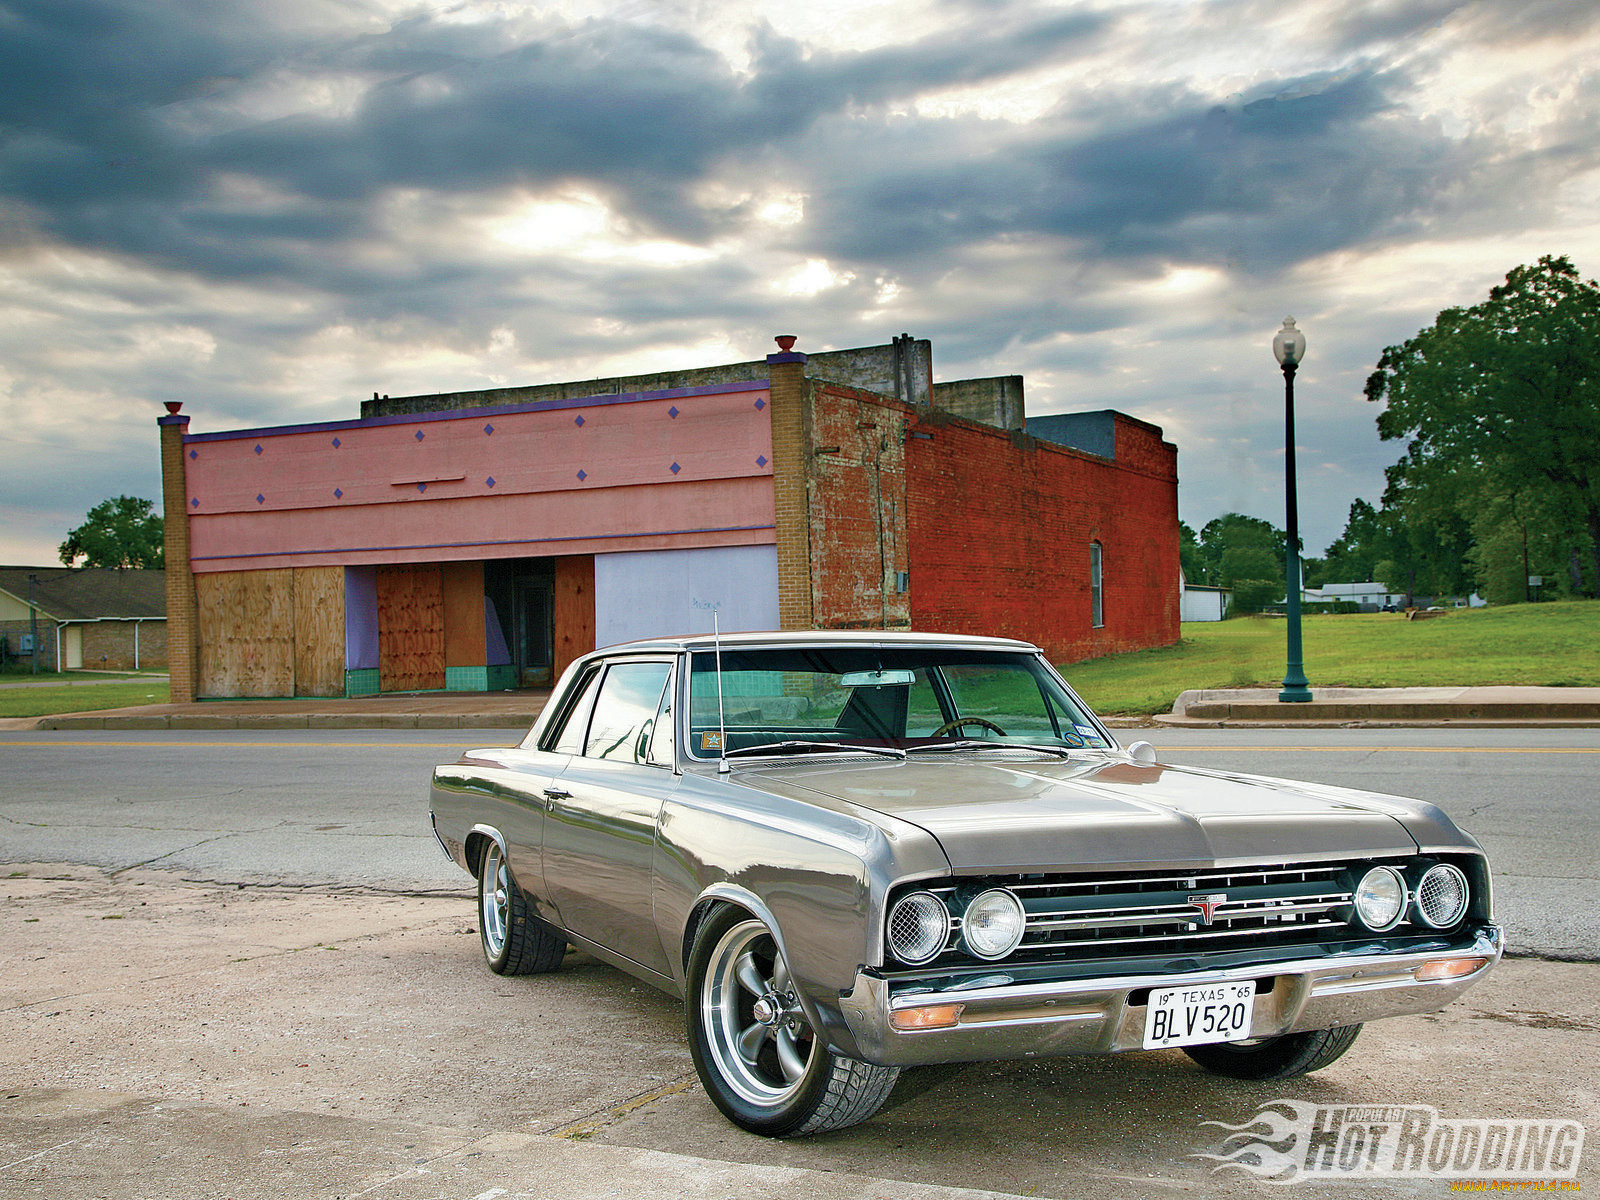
[480,839,511,963]
[700,918,817,1107]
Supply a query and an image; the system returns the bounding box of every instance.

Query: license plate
[1142,981,1255,1049]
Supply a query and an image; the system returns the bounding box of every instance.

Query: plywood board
[440,561,486,668]
[293,567,346,697]
[377,564,444,692]
[553,555,596,681]
[196,569,295,697]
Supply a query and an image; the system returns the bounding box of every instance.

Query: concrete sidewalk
[9,683,1600,730]
[1160,684,1600,726]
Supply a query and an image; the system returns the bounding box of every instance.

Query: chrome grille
[922,863,1356,959]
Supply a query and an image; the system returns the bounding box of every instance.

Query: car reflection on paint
[429,631,1501,1137]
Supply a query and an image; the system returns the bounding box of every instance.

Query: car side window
[586,661,673,764]
[543,665,604,754]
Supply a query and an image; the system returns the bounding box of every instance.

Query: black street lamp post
[1274,317,1312,703]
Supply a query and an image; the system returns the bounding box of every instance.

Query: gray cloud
[1,0,1598,564]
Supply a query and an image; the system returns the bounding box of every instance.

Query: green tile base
[445,665,489,692]
[345,668,380,697]
[487,664,518,691]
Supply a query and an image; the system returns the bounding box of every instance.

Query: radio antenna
[714,609,729,775]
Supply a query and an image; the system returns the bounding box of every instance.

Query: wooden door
[377,564,445,692]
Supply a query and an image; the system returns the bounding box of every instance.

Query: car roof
[586,629,1040,656]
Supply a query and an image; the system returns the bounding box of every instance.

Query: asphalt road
[0,725,1595,958]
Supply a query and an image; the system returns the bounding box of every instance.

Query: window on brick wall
[1090,540,1104,629]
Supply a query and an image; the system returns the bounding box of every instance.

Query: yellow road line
[0,740,490,749]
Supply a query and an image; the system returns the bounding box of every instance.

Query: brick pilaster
[158,407,199,702]
[766,338,813,630]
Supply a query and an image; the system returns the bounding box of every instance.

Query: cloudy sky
[4,0,1598,566]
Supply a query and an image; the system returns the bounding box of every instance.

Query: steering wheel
[931,717,1008,738]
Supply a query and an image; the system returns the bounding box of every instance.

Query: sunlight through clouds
[1,0,1598,561]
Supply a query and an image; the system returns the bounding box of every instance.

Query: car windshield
[684,646,1110,760]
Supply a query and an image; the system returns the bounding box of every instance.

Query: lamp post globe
[1275,317,1312,703]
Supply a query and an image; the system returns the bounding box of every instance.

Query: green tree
[1196,513,1287,614]
[58,496,164,569]
[1179,521,1205,585]
[1366,255,1600,596]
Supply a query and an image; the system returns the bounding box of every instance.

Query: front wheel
[1183,1025,1362,1080]
[686,907,899,1136]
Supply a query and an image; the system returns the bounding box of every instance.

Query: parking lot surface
[2,865,1595,1199]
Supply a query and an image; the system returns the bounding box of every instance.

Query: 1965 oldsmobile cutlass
[429,631,1501,1136]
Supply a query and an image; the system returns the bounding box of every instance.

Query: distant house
[1301,582,1407,612]
[1179,569,1231,622]
[0,567,166,671]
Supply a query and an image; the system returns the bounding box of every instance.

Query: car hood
[736,753,1455,872]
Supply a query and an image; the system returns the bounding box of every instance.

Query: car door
[540,656,678,976]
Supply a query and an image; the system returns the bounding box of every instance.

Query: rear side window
[585,662,673,763]
[543,665,603,754]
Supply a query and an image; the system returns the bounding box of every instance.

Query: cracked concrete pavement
[2,865,1597,1199]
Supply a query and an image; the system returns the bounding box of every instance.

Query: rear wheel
[1183,1025,1362,1080]
[686,906,899,1136]
[478,839,565,976]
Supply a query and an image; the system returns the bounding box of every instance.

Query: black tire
[1183,1024,1363,1080]
[477,839,566,976]
[685,905,899,1137]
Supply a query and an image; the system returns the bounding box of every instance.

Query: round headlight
[887,891,950,965]
[1353,866,1406,931]
[962,888,1025,960]
[1414,863,1469,929]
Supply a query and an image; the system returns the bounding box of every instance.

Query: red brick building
[158,336,1178,700]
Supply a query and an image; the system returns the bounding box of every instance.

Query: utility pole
[28,572,39,675]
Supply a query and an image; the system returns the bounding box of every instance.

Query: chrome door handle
[542,786,571,801]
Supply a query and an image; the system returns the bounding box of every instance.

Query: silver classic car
[429,632,1501,1136]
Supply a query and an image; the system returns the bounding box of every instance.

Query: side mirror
[1126,740,1157,766]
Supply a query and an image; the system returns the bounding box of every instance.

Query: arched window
[1090,541,1104,629]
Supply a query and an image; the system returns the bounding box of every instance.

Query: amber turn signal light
[1414,957,1489,981]
[890,1003,965,1031]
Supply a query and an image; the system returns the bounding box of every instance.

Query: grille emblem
[1187,893,1227,925]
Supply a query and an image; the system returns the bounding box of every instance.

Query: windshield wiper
[723,740,906,760]
[906,740,1076,758]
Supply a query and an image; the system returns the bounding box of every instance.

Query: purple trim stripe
[180,379,768,444]
[189,523,778,563]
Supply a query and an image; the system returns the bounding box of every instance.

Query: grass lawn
[0,675,170,719]
[1060,600,1600,716]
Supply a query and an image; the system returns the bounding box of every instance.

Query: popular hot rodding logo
[1193,1100,1585,1182]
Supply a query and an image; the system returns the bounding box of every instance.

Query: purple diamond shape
[256,493,265,504]
[188,449,197,460]
[754,398,766,410]
[485,476,496,488]
[417,482,426,493]
[757,454,768,467]
[332,437,341,448]
[414,430,425,441]
[576,468,587,481]
[254,444,263,455]
[669,461,681,475]
[574,415,586,427]
[190,498,199,508]
[667,405,679,419]
[484,424,494,435]
[334,487,343,499]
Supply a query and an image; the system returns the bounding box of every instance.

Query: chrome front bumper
[835,925,1503,1067]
